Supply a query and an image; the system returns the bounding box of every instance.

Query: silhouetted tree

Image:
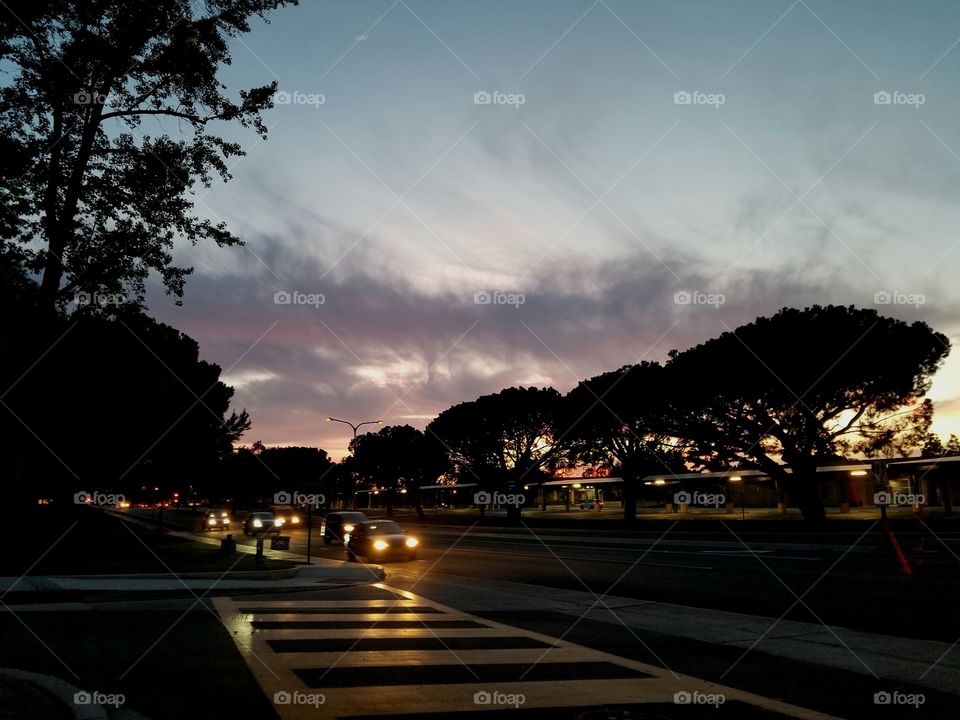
[258,446,333,498]
[427,386,561,520]
[0,0,294,311]
[350,425,446,517]
[666,305,948,523]
[920,433,960,458]
[3,309,249,501]
[562,363,692,523]
[0,0,292,506]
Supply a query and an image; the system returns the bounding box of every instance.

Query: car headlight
[344,524,355,533]
[405,537,418,548]
[291,516,300,524]
[207,518,217,525]
[253,519,262,528]
[373,539,388,551]
[275,518,284,525]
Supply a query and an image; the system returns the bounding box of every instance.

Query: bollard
[220,534,237,554]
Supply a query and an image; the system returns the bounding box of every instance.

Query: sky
[145,0,960,460]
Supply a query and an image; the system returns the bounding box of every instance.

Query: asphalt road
[153,509,959,643]
[4,509,958,719]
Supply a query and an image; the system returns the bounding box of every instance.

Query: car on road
[346,520,419,561]
[243,511,281,535]
[579,499,603,510]
[269,504,302,528]
[202,509,231,530]
[322,511,368,545]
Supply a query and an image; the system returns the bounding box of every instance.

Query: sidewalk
[0,530,385,599]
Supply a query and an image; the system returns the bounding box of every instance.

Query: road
[33,507,942,717]
[146,508,960,642]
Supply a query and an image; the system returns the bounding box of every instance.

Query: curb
[0,668,106,720]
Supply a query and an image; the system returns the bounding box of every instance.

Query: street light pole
[326,416,382,510]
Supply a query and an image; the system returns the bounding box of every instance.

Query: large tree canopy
[426,386,561,518]
[349,424,447,517]
[666,305,949,521]
[2,308,250,500]
[0,0,294,309]
[562,362,691,522]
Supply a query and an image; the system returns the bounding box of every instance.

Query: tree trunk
[622,478,637,525]
[785,471,825,523]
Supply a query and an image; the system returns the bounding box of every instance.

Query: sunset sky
[145,0,960,459]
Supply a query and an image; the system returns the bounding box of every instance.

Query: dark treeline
[422,305,949,524]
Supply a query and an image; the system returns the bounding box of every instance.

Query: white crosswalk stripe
[213,584,838,719]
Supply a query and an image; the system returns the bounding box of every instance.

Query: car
[579,499,603,510]
[243,511,280,535]
[202,509,231,530]
[346,520,419,561]
[269,504,302,529]
[322,511,369,545]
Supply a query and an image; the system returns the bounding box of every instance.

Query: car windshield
[364,521,403,535]
[335,513,367,522]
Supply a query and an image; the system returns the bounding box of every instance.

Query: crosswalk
[213,584,838,719]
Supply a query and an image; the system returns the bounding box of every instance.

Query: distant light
[572,483,582,489]
[654,479,666,486]
[729,476,742,482]
[523,485,529,490]
[850,470,868,476]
